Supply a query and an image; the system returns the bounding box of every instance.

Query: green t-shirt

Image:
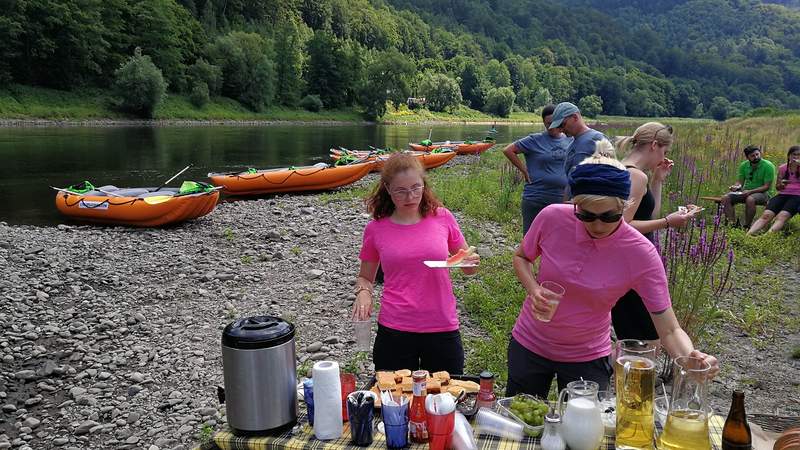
[737,159,776,195]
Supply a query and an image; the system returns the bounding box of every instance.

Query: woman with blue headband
[506,140,719,398]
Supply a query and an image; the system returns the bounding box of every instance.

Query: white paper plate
[423,261,479,268]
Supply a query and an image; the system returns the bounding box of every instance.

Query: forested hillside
[1,0,799,119]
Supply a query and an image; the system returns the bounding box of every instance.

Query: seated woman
[507,140,719,398]
[352,153,479,374]
[747,146,800,235]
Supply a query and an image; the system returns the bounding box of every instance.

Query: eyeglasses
[654,125,673,140]
[559,115,572,128]
[573,204,623,223]
[389,184,424,198]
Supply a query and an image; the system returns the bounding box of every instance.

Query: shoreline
[0,118,537,128]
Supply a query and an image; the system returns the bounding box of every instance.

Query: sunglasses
[573,204,623,223]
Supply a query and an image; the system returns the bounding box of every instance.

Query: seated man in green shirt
[721,145,776,227]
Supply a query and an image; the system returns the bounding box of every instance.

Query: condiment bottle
[540,410,566,450]
[722,390,752,450]
[476,370,497,410]
[409,370,429,443]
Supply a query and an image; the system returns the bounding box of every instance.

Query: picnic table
[193,411,730,450]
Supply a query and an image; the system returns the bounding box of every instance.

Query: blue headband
[569,163,631,199]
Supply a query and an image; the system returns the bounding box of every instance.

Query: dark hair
[541,104,556,121]
[743,145,760,156]
[366,153,441,219]
[784,145,800,180]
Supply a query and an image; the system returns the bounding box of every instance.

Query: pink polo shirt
[359,207,466,333]
[778,164,800,196]
[512,204,671,362]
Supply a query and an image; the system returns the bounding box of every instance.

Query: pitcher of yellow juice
[614,340,658,450]
[658,356,711,450]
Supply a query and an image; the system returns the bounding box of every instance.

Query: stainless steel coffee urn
[221,315,297,435]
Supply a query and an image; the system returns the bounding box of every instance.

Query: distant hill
[2,0,800,119]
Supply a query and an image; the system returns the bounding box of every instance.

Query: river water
[0,123,535,225]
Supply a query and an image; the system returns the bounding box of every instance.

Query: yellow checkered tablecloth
[194,412,726,450]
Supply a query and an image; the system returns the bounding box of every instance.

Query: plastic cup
[303,379,314,426]
[382,405,409,449]
[353,319,371,351]
[597,389,616,436]
[426,411,455,450]
[474,407,524,441]
[534,281,565,322]
[340,373,357,422]
[347,391,377,446]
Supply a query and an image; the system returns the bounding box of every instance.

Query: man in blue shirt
[548,102,608,193]
[503,105,573,234]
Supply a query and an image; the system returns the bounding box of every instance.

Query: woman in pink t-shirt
[352,153,479,373]
[508,142,719,398]
[748,146,800,235]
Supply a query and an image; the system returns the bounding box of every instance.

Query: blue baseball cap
[548,102,580,129]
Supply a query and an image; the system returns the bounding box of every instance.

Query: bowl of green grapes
[496,394,548,437]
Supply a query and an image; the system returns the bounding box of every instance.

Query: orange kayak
[54,187,219,227]
[330,150,456,171]
[409,142,494,154]
[329,149,388,172]
[208,162,373,195]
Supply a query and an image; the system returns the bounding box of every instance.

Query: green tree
[709,96,731,121]
[484,87,515,117]
[113,48,167,118]
[485,59,511,88]
[274,19,310,106]
[209,31,276,111]
[128,0,206,92]
[418,72,462,112]
[458,63,489,110]
[360,49,416,120]
[305,31,349,108]
[578,95,603,118]
[190,81,210,108]
[188,58,222,95]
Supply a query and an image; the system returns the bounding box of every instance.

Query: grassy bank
[0,84,363,122]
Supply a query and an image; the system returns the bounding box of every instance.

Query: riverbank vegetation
[4,1,800,121]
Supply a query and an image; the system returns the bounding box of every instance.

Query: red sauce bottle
[476,370,497,410]
[409,370,429,443]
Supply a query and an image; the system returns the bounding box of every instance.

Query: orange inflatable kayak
[208,162,373,195]
[329,149,389,172]
[330,149,456,171]
[54,182,219,227]
[409,141,495,155]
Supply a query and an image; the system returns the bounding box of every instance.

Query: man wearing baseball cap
[549,102,607,184]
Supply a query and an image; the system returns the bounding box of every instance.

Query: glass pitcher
[658,356,712,450]
[615,339,658,449]
[557,379,604,450]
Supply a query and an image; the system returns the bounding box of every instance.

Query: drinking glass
[534,281,565,322]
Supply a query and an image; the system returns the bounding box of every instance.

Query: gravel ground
[0,159,797,450]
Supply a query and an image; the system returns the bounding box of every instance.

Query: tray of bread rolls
[365,369,481,417]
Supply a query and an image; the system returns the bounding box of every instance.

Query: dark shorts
[521,198,552,236]
[611,290,659,341]
[505,337,613,399]
[726,192,768,205]
[373,324,464,374]
[766,194,800,215]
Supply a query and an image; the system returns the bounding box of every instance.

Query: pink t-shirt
[778,164,800,196]
[359,207,466,333]
[512,204,671,362]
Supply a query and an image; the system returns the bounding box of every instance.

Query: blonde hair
[615,122,674,157]
[573,194,627,211]
[576,139,625,169]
